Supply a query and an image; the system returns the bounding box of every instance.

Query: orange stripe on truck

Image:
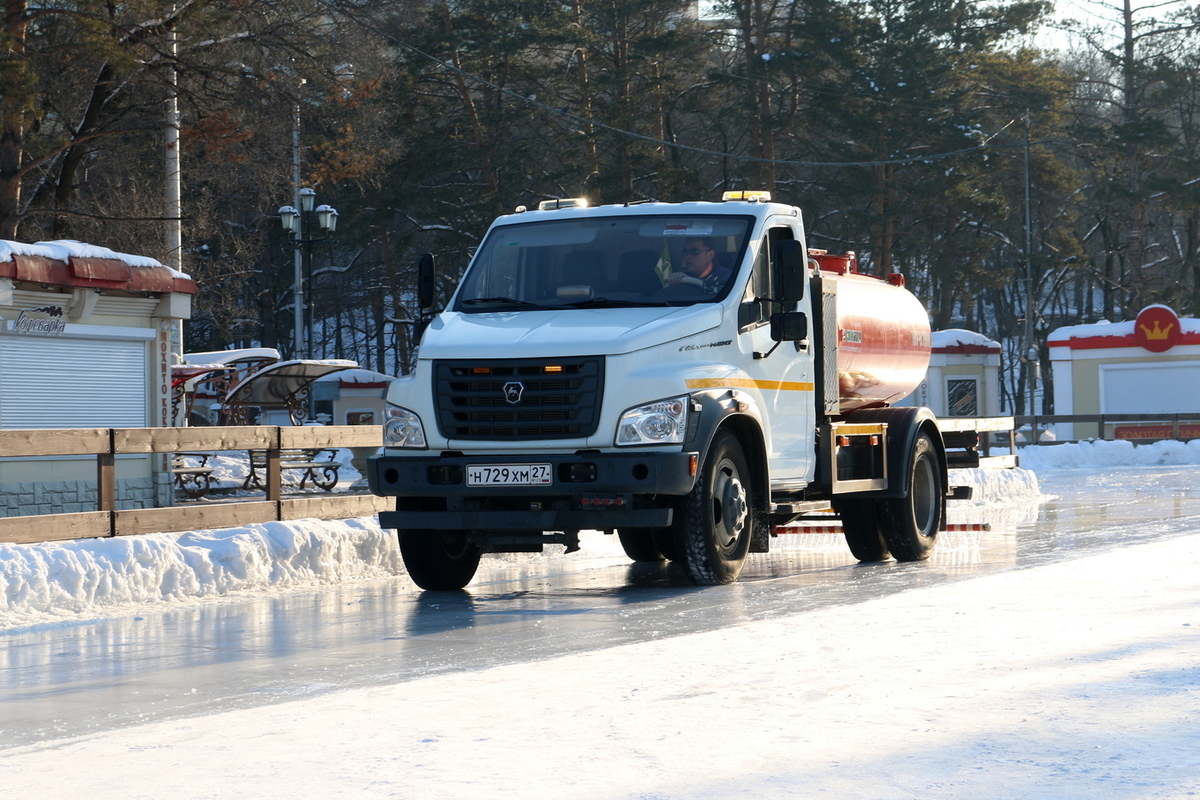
[685,377,815,392]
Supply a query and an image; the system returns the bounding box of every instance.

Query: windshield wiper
[461,296,547,309]
[560,297,673,308]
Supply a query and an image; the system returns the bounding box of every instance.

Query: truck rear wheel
[398,529,482,591]
[879,432,943,561]
[617,528,665,562]
[833,500,891,562]
[675,431,753,585]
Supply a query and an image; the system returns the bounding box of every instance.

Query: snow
[181,347,281,366]
[0,239,190,278]
[930,327,999,349]
[0,518,401,631]
[1019,437,1200,468]
[2,440,1200,797]
[1047,306,1200,344]
[315,367,397,384]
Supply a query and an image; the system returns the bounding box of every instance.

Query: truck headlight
[616,396,689,446]
[383,405,427,448]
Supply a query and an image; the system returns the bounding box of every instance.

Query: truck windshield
[454,214,753,311]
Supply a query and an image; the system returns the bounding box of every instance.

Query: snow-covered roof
[931,328,1000,351]
[183,348,281,366]
[315,368,396,385]
[0,239,186,276]
[0,238,195,294]
[1048,317,1200,341]
[1048,305,1200,348]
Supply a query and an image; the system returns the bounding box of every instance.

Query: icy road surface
[3,465,1199,748]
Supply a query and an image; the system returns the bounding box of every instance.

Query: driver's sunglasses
[682,248,712,256]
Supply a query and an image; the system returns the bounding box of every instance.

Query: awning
[221,359,358,424]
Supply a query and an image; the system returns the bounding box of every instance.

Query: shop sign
[1115,424,1200,440]
[12,305,66,335]
[1134,305,1181,353]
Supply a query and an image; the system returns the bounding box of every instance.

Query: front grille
[433,358,604,440]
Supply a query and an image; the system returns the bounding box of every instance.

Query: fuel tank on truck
[810,251,932,413]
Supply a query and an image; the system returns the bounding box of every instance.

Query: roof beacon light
[721,190,772,203]
[538,197,590,211]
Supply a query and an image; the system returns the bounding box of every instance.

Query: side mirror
[775,240,805,303]
[416,253,435,310]
[770,311,808,343]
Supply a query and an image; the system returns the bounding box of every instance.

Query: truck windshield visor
[454,215,753,311]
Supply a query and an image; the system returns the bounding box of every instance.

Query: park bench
[172,452,215,499]
[242,448,341,492]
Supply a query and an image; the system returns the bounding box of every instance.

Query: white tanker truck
[367,191,982,589]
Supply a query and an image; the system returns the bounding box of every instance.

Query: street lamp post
[278,189,339,361]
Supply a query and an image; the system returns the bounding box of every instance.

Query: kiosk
[899,329,1002,418]
[1048,305,1200,440]
[0,240,196,515]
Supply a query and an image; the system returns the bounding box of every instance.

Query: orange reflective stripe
[685,378,815,392]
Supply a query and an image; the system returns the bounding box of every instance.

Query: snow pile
[948,466,1041,505]
[1019,438,1200,469]
[0,517,402,630]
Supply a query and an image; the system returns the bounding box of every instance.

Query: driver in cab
[665,236,730,291]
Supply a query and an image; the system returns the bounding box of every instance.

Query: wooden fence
[1016,413,1200,443]
[1,416,1029,548]
[0,425,389,546]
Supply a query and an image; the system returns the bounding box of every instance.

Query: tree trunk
[0,0,30,239]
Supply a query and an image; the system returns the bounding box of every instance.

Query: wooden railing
[1016,413,1200,444]
[1,416,1032,547]
[0,425,388,545]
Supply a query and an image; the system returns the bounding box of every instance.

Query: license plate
[466,463,553,486]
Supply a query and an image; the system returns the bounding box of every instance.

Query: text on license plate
[466,463,553,486]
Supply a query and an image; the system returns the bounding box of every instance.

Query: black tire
[674,430,754,585]
[879,432,943,561]
[833,499,891,562]
[398,529,482,590]
[617,528,665,562]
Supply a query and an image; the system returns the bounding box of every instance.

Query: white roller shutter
[1101,361,1200,415]
[0,336,148,428]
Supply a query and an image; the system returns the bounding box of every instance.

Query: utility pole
[1023,110,1039,418]
[292,98,304,358]
[164,7,183,369]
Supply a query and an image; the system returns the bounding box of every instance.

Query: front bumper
[368,450,697,531]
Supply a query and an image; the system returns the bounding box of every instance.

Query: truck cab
[369,192,948,589]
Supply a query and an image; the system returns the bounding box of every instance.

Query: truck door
[739,222,816,489]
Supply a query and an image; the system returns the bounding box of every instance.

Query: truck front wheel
[879,432,943,561]
[398,529,482,591]
[675,431,754,584]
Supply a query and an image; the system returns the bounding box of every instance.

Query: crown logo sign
[1139,320,1175,340]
